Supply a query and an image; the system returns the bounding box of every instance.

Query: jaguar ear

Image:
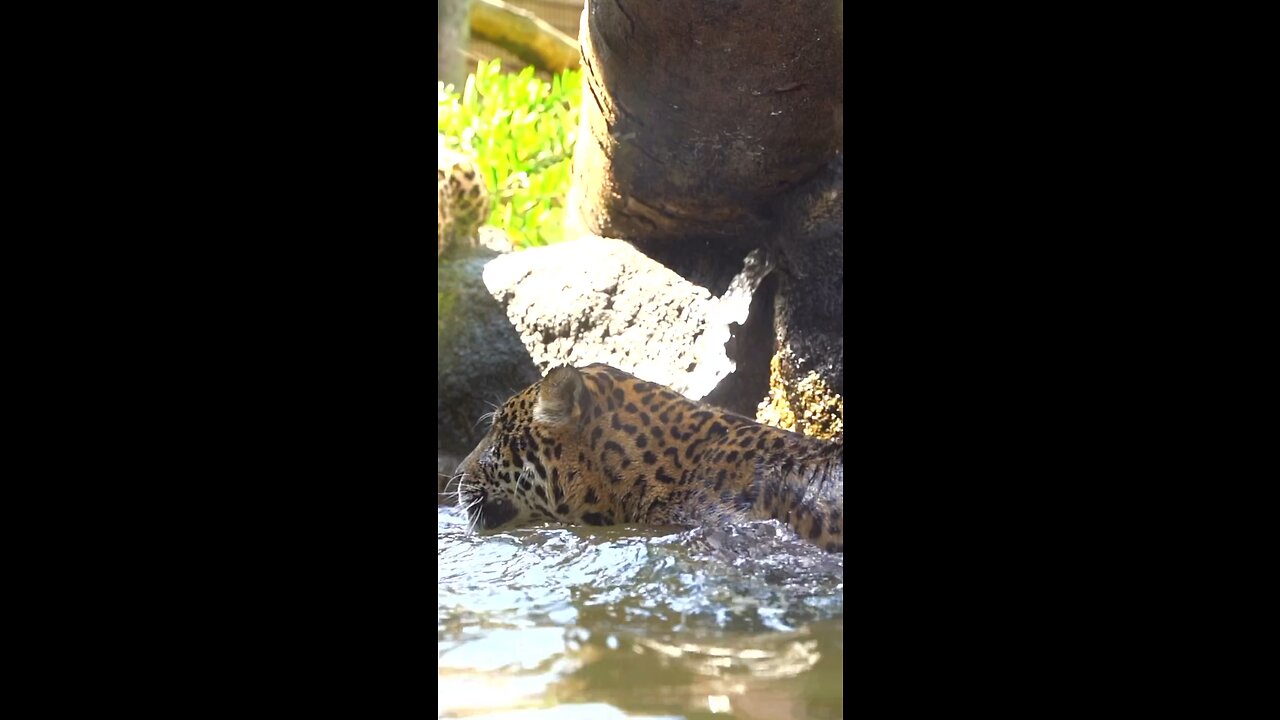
[534,365,584,425]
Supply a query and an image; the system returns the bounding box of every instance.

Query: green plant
[438,60,581,249]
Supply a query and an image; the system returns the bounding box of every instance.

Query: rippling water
[438,507,844,719]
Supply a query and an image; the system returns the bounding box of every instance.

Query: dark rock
[438,451,464,505]
[437,248,541,457]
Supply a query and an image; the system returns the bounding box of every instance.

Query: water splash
[438,508,843,717]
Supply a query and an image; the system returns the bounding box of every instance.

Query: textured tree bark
[759,152,844,439]
[438,0,473,89]
[570,0,844,433]
[571,0,842,243]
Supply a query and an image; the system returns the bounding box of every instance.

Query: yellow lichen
[756,349,843,440]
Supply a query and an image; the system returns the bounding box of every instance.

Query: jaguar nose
[480,495,518,529]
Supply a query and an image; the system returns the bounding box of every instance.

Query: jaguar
[437,137,490,256]
[453,363,844,552]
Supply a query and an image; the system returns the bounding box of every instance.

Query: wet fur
[455,364,843,553]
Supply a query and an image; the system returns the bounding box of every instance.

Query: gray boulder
[437,236,774,470]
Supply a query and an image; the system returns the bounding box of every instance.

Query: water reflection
[438,508,843,719]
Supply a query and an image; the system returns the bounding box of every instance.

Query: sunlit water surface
[438,507,843,719]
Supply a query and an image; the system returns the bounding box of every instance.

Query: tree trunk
[571,0,842,243]
[570,0,844,432]
[760,151,844,439]
[438,0,473,89]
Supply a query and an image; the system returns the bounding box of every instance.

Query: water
[438,507,844,719]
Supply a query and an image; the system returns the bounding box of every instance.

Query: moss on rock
[757,349,843,440]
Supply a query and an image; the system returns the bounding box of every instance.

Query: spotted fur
[438,141,490,256]
[454,364,844,553]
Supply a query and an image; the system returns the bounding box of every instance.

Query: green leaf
[438,63,582,249]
